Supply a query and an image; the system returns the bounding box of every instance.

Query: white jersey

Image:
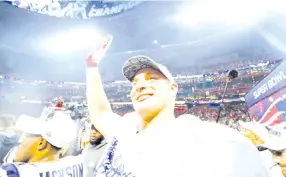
[0,156,85,177]
[94,114,271,177]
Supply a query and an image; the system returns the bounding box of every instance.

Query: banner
[248,87,286,127]
[6,1,143,19]
[88,1,142,18]
[245,60,286,108]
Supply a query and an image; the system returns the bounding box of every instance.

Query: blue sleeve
[0,163,20,177]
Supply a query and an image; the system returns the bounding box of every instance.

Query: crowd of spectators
[0,59,281,104]
[0,58,280,125]
[187,103,250,128]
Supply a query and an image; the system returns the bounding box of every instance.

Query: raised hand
[86,34,113,67]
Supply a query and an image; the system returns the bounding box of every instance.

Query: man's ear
[170,83,178,93]
[169,83,178,100]
[37,138,48,151]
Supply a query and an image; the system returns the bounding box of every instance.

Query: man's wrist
[86,55,99,68]
[86,62,98,68]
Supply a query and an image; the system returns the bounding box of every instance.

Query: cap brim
[260,136,286,151]
[15,115,44,135]
[261,141,286,151]
[122,56,161,82]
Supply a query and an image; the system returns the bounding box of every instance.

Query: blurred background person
[13,112,76,163]
[260,130,286,177]
[239,121,286,177]
[82,124,107,177]
[0,112,86,177]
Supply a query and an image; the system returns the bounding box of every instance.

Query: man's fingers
[92,34,113,55]
[101,34,113,51]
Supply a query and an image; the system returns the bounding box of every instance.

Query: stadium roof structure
[0,1,284,81]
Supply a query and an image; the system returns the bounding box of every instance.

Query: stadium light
[42,28,102,54]
[175,0,275,27]
[153,40,158,44]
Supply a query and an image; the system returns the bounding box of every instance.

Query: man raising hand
[86,35,270,177]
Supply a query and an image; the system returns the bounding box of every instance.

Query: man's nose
[135,81,148,93]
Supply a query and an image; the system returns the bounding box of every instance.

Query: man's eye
[149,76,157,80]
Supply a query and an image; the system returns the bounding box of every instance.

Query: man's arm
[86,67,112,119]
[85,35,120,139]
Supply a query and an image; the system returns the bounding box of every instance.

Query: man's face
[89,127,103,145]
[130,68,177,121]
[14,134,41,162]
[271,149,286,176]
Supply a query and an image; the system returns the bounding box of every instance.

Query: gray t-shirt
[82,139,107,177]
